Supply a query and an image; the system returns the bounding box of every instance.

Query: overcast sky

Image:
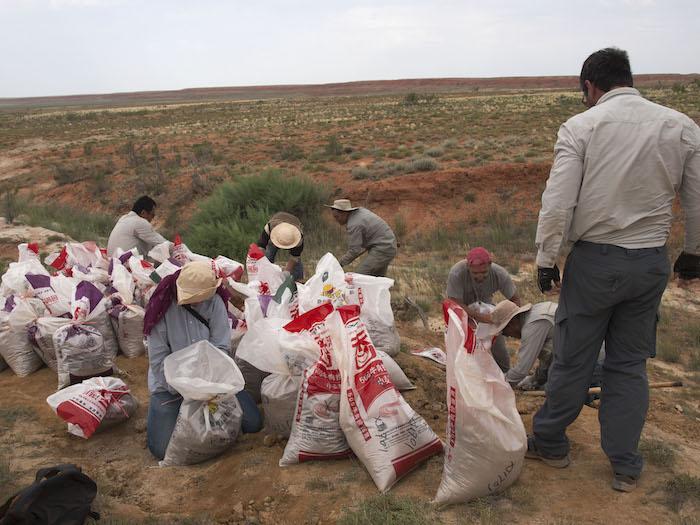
[0,0,697,98]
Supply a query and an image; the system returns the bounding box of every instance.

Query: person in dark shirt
[256,212,304,280]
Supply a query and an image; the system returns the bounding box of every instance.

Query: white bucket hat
[176,261,222,305]
[491,300,532,333]
[324,199,358,212]
[270,222,302,250]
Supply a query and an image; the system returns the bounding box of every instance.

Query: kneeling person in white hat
[256,212,304,281]
[490,300,556,388]
[326,199,397,277]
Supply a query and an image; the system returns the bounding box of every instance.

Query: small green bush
[408,157,439,173]
[425,146,444,158]
[324,135,343,157]
[351,166,371,180]
[186,170,329,260]
[275,143,305,161]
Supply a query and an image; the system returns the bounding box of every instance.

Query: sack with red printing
[279,302,352,465]
[434,300,526,505]
[46,376,138,438]
[246,243,284,296]
[336,305,442,492]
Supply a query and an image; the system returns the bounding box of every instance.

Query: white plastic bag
[108,302,146,358]
[344,272,401,357]
[29,316,71,371]
[336,305,442,492]
[46,376,137,438]
[25,274,72,317]
[1,259,49,296]
[434,301,526,505]
[237,317,319,438]
[66,242,106,269]
[160,340,245,466]
[73,281,120,361]
[1,298,46,376]
[378,351,414,391]
[280,303,352,465]
[246,243,285,296]
[147,241,174,263]
[297,253,347,313]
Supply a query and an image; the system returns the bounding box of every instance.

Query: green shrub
[275,143,305,161]
[425,146,444,158]
[186,170,329,260]
[408,157,439,172]
[351,166,371,180]
[13,200,114,243]
[324,135,343,157]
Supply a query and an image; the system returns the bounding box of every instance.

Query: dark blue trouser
[265,244,304,281]
[533,242,669,478]
[147,390,263,460]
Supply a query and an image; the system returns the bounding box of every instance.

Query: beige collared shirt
[536,87,700,267]
[107,211,167,257]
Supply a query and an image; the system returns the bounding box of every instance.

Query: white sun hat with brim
[176,261,222,306]
[491,300,532,333]
[270,222,302,250]
[324,199,359,212]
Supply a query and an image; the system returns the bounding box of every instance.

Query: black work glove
[537,265,561,293]
[673,251,700,280]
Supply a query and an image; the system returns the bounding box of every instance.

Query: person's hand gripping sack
[537,265,561,293]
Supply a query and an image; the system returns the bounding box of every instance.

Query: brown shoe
[525,435,571,468]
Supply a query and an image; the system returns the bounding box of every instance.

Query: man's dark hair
[580,47,633,93]
[132,195,157,215]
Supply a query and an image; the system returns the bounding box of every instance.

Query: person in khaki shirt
[529,48,700,493]
[107,196,167,257]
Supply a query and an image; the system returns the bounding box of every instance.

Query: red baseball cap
[466,247,492,266]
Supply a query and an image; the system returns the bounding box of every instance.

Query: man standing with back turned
[528,48,700,492]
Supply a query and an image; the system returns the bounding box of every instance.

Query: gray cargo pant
[356,246,396,277]
[532,241,668,478]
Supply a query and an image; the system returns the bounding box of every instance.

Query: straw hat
[270,222,302,250]
[176,261,222,306]
[324,199,358,212]
[490,300,532,333]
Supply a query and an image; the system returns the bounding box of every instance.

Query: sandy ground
[1,317,698,524]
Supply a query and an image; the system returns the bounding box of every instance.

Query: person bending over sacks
[143,261,263,460]
[490,299,603,391]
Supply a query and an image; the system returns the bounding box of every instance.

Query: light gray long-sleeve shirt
[107,211,167,257]
[146,296,231,394]
[505,301,557,384]
[536,87,700,267]
[338,207,397,266]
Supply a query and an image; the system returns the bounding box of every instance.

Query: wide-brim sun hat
[176,260,222,306]
[491,300,532,333]
[270,222,302,250]
[324,199,358,212]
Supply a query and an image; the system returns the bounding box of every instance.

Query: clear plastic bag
[160,340,245,466]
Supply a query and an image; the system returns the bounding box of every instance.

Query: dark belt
[575,240,665,256]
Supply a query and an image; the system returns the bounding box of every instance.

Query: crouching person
[143,261,263,460]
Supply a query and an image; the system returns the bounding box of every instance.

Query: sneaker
[612,473,637,493]
[525,435,571,468]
